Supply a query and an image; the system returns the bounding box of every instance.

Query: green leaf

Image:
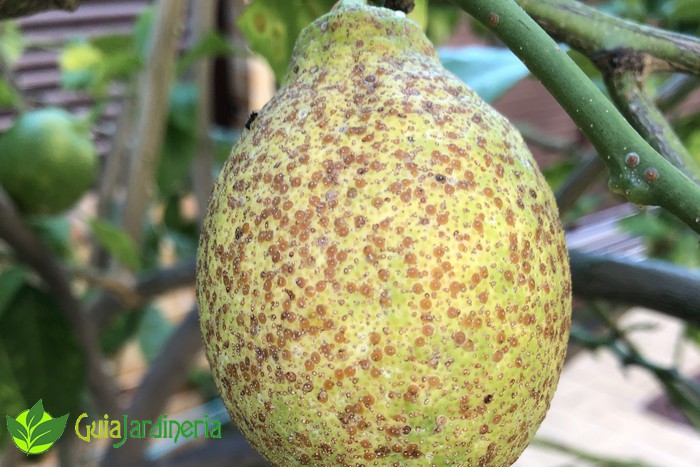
[566,49,607,92]
[407,0,428,31]
[599,0,649,22]
[0,285,86,440]
[237,0,337,82]
[177,30,233,76]
[618,212,672,240]
[100,306,147,355]
[89,34,142,83]
[6,416,28,442]
[167,82,198,133]
[157,128,196,195]
[102,52,142,82]
[88,219,142,271]
[685,129,700,167]
[163,192,198,238]
[90,34,134,54]
[59,40,106,92]
[28,414,68,449]
[0,267,27,320]
[0,77,21,109]
[667,0,700,22]
[134,7,155,60]
[157,83,199,196]
[426,3,461,45]
[25,215,72,259]
[0,21,25,67]
[438,46,530,103]
[685,324,700,347]
[542,160,578,192]
[137,305,175,363]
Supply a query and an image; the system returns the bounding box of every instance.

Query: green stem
[450,0,700,234]
[516,0,700,74]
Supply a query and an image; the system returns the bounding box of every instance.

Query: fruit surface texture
[0,107,97,215]
[197,2,572,465]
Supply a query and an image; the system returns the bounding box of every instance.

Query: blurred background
[0,0,699,465]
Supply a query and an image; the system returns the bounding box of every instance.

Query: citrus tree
[0,0,698,466]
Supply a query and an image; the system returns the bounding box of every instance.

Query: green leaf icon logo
[6,400,69,455]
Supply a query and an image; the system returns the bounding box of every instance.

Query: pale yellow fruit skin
[197,3,571,466]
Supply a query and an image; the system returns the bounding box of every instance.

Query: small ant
[245,111,259,130]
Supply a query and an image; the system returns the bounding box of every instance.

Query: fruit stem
[451,0,700,235]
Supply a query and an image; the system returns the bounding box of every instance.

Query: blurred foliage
[88,218,142,271]
[237,0,338,81]
[620,209,700,268]
[595,0,700,35]
[0,3,232,431]
[0,274,86,445]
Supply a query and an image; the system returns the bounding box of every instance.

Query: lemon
[0,107,97,215]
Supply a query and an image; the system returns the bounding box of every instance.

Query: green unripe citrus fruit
[0,107,97,215]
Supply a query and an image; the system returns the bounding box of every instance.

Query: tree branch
[89,257,196,331]
[191,0,217,218]
[555,152,605,214]
[603,66,699,180]
[101,306,203,466]
[570,249,700,326]
[121,0,187,248]
[451,0,700,234]
[0,186,121,415]
[515,0,700,74]
[0,0,81,19]
[656,74,700,112]
[96,86,137,227]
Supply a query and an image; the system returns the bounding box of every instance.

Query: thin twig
[100,306,203,466]
[0,186,121,415]
[95,85,137,226]
[90,257,196,331]
[191,0,217,219]
[69,265,140,307]
[121,0,188,248]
